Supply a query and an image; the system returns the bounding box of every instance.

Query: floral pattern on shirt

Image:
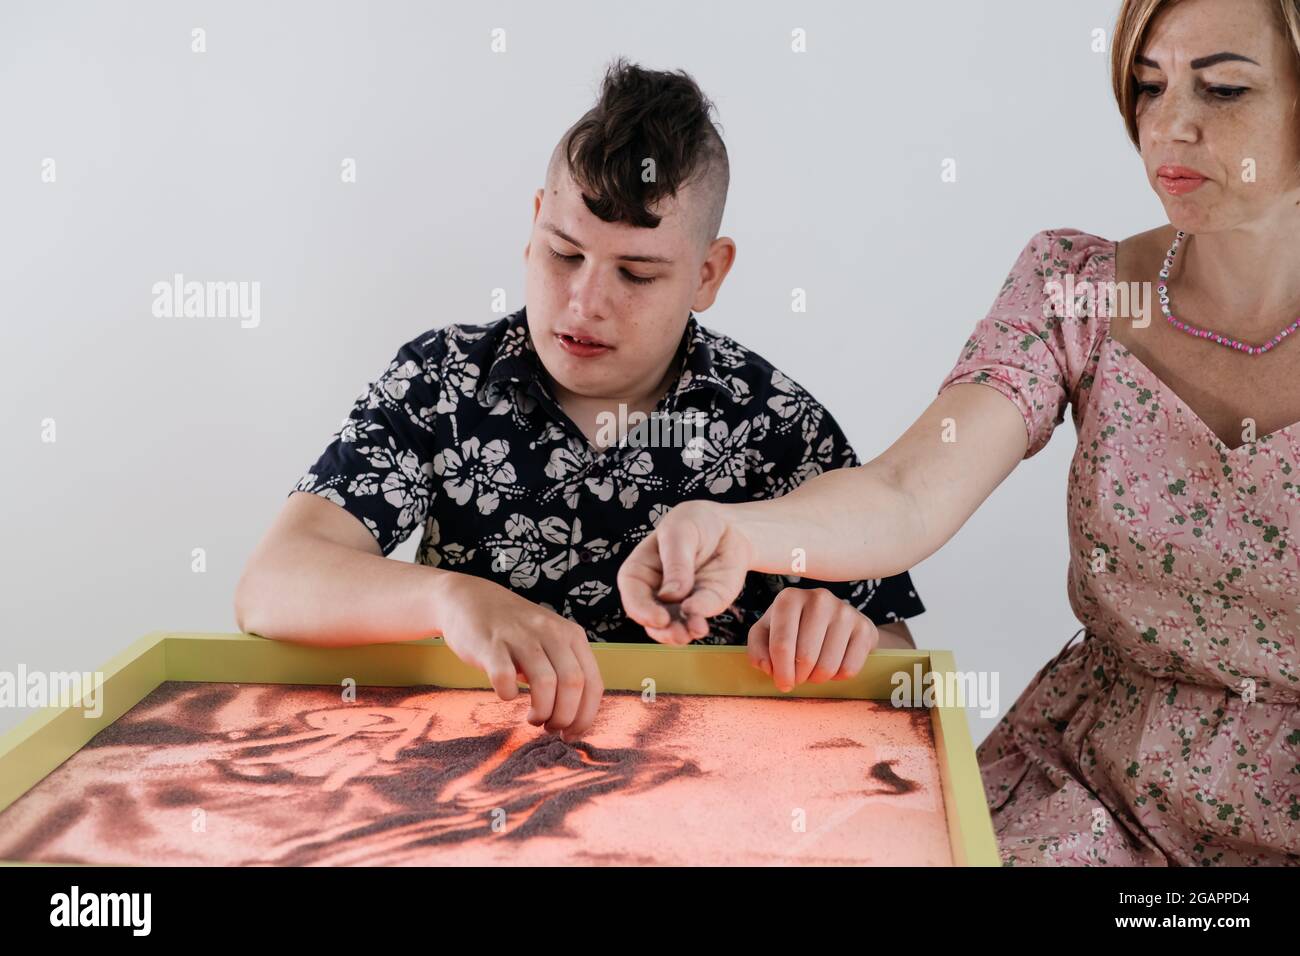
[294,308,925,644]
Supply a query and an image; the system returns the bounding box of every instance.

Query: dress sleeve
[938,229,1112,459]
[289,330,447,556]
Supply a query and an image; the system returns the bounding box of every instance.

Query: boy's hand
[618,500,753,644]
[747,587,877,693]
[435,574,603,742]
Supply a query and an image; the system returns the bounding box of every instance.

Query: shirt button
[579,550,597,564]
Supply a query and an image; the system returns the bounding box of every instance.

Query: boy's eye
[547,248,657,285]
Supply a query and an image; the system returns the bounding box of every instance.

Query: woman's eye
[548,248,580,263]
[1206,85,1249,100]
[1136,82,1163,97]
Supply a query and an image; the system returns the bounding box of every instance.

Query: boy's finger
[514,642,558,726]
[811,613,854,682]
[484,643,522,701]
[768,596,802,692]
[542,640,585,733]
[835,621,877,679]
[747,616,772,674]
[793,594,835,686]
[561,641,604,741]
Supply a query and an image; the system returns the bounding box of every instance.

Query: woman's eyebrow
[1134,51,1261,69]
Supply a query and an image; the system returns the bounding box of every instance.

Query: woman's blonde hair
[1111,0,1300,146]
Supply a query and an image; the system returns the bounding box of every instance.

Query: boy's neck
[549,360,680,451]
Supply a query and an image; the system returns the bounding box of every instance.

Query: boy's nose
[568,266,614,324]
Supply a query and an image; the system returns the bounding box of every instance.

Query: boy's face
[523,169,732,402]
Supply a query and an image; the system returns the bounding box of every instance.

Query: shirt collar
[484,308,739,404]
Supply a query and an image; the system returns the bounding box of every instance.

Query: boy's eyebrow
[1134,51,1261,69]
[542,221,674,264]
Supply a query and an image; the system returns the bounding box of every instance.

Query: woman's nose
[1144,88,1201,146]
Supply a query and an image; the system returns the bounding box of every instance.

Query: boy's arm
[234,490,453,647]
[235,491,604,740]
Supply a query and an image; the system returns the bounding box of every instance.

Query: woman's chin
[1157,200,1212,236]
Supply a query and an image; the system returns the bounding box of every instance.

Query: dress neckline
[1095,236,1300,457]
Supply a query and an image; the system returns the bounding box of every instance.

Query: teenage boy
[234,59,925,742]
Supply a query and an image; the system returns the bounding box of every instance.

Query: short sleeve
[938,229,1113,459]
[290,331,447,556]
[752,378,926,626]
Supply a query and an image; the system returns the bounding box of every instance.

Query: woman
[617,0,1300,866]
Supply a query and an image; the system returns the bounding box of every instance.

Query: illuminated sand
[0,682,952,866]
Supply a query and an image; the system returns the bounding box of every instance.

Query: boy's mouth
[556,332,613,357]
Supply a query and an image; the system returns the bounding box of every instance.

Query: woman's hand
[616,500,755,644]
[748,587,877,692]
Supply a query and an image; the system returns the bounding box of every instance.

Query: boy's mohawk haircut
[557,57,729,241]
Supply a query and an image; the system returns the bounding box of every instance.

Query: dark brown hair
[551,58,729,245]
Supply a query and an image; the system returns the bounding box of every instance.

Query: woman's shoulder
[982,228,1118,326]
[1009,227,1118,282]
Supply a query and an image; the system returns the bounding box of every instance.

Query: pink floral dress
[939,229,1300,866]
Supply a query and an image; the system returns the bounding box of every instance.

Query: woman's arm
[618,382,1030,642]
[735,381,1028,578]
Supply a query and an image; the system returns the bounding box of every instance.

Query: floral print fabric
[940,229,1300,865]
[294,308,925,644]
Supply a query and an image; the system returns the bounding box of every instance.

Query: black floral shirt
[291,308,925,643]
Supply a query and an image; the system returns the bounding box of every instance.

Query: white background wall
[0,0,1167,741]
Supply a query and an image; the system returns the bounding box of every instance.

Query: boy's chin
[538,355,615,398]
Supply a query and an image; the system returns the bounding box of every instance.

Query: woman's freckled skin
[1135,0,1300,234]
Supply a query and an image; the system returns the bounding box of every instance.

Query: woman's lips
[556,332,612,358]
[1156,165,1208,196]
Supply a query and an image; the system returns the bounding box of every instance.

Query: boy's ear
[691,236,737,313]
[525,188,544,263]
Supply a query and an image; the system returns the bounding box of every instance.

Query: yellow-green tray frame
[0,631,1000,866]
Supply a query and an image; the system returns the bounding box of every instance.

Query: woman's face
[1135,0,1300,233]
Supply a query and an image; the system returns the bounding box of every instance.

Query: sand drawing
[0,681,952,865]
